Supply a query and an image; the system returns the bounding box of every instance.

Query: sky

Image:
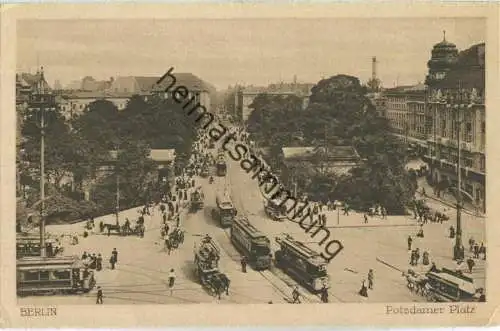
[17,18,486,90]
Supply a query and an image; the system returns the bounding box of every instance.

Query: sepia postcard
[1,2,499,328]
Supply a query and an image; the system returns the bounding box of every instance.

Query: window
[52,270,71,280]
[39,271,50,281]
[24,271,39,281]
[463,158,473,168]
[480,156,485,172]
[465,122,473,142]
[441,119,447,137]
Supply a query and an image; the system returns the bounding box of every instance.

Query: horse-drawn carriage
[101,216,145,237]
[164,228,185,250]
[404,267,483,302]
[121,217,146,237]
[194,235,230,298]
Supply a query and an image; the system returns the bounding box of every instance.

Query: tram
[274,234,330,293]
[17,256,96,296]
[16,233,62,259]
[212,193,237,227]
[230,217,271,270]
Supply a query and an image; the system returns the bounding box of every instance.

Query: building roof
[149,149,176,162]
[282,146,360,161]
[62,91,149,99]
[433,43,485,90]
[155,72,213,93]
[240,83,314,96]
[134,76,160,92]
[384,83,426,94]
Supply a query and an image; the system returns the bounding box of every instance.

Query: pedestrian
[112,248,118,264]
[382,207,387,219]
[168,268,176,295]
[82,251,88,260]
[163,212,167,224]
[422,250,430,265]
[473,243,480,259]
[241,256,247,273]
[429,262,438,273]
[367,269,374,290]
[96,286,103,304]
[466,257,475,273]
[449,226,455,238]
[414,248,420,266]
[469,237,475,252]
[320,285,329,303]
[292,286,301,303]
[363,213,368,224]
[222,274,230,295]
[416,225,424,238]
[358,279,368,297]
[96,253,103,271]
[480,243,486,260]
[407,236,413,251]
[343,203,349,216]
[109,254,116,270]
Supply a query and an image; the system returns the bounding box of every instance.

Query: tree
[245,75,416,213]
[92,140,156,212]
[21,106,75,188]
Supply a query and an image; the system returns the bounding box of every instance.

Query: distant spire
[443,30,446,41]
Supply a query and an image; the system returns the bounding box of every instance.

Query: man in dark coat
[112,248,118,263]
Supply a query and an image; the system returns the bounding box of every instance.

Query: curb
[416,192,485,218]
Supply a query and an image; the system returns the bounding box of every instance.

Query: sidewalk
[417,178,485,218]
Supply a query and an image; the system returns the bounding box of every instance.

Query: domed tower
[425,31,459,86]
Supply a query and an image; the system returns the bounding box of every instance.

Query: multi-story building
[58,91,146,119]
[423,40,486,211]
[235,82,314,122]
[154,72,215,114]
[59,73,215,119]
[383,84,428,153]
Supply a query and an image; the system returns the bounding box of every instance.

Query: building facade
[154,72,214,114]
[383,84,428,152]
[235,82,314,122]
[424,41,486,211]
[58,91,146,119]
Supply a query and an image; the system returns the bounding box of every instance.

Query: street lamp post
[453,86,465,261]
[39,96,46,258]
[115,149,120,225]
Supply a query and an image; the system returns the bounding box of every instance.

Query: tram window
[252,244,270,256]
[24,271,39,281]
[39,271,50,281]
[52,270,70,280]
[295,258,306,272]
[307,264,327,277]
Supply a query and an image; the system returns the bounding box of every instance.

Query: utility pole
[30,67,53,258]
[453,81,465,261]
[116,173,120,225]
[115,148,120,225]
[39,87,46,258]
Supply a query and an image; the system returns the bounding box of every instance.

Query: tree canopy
[246,75,416,214]
[19,93,198,222]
